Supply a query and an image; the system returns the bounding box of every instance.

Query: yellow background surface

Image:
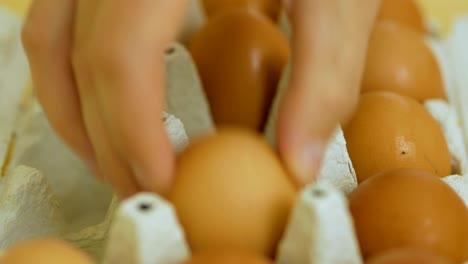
[2,0,468,35]
[418,0,468,34]
[0,0,30,16]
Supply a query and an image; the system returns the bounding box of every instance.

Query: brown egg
[361,22,445,101]
[169,126,297,258]
[376,0,426,33]
[365,248,456,264]
[465,224,468,261]
[0,238,95,264]
[188,9,289,131]
[181,249,274,264]
[349,168,468,262]
[343,91,451,183]
[202,0,282,21]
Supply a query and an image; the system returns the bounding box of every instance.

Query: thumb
[277,0,380,185]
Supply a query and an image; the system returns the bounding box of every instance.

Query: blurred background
[1,0,468,35]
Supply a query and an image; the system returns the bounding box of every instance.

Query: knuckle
[21,20,57,56]
[21,21,44,54]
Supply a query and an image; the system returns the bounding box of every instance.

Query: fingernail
[287,140,326,186]
[132,164,150,188]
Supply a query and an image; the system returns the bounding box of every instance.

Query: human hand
[22,0,188,198]
[21,0,380,197]
[277,0,381,185]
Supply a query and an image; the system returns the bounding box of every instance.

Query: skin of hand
[277,0,382,185]
[21,0,381,198]
[21,0,188,198]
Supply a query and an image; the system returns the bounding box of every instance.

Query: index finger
[276,0,381,185]
[90,0,188,194]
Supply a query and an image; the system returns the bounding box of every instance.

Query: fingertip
[275,83,336,187]
[131,155,175,197]
[115,182,141,200]
[126,119,177,196]
[277,110,327,187]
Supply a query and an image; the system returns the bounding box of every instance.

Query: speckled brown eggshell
[349,169,468,263]
[361,22,445,101]
[188,9,290,131]
[343,91,451,183]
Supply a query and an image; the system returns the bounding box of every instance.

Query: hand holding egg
[191,0,382,186]
[20,0,384,197]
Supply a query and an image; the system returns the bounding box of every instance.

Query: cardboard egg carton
[0,7,207,261]
[1,4,468,264]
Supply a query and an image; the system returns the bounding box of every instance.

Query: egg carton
[1,4,468,264]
